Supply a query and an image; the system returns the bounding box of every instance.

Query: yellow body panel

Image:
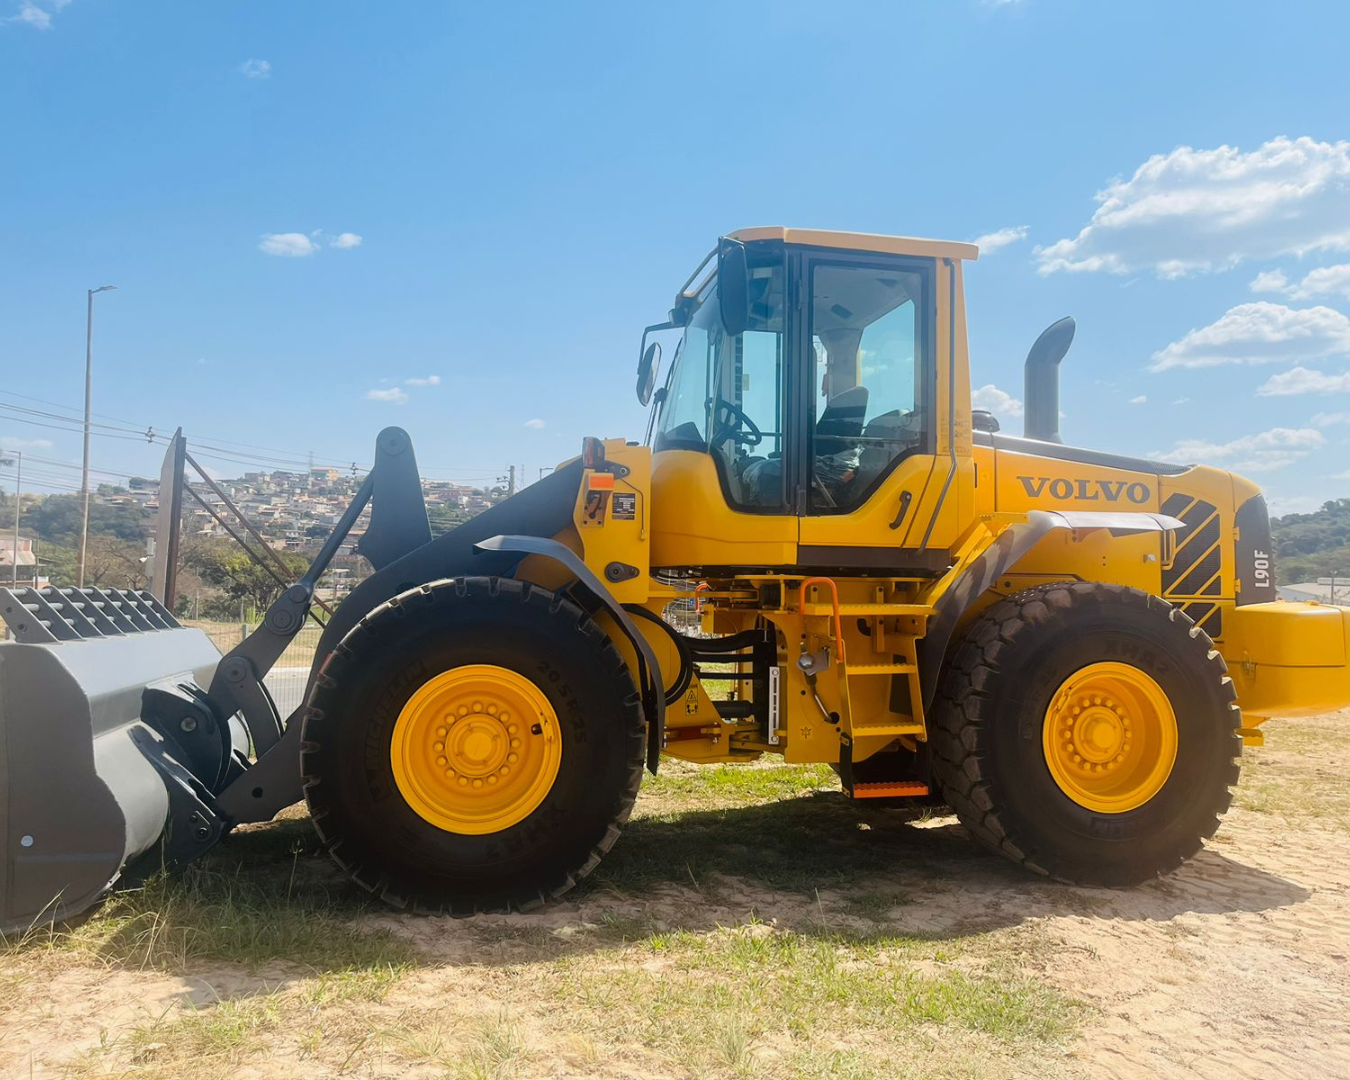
[728,226,979,263]
[650,450,796,568]
[1224,602,1350,720]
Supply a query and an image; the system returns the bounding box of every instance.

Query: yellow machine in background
[9,227,1348,929]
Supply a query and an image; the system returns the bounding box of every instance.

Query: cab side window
[809,264,927,511]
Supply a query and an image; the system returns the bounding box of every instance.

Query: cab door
[796,253,968,567]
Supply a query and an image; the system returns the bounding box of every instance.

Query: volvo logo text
[1017,476,1151,504]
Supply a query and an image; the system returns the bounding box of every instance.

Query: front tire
[929,582,1241,886]
[301,576,646,913]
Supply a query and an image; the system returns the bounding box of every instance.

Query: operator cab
[645,229,969,531]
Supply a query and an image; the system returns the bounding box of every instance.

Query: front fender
[474,534,665,772]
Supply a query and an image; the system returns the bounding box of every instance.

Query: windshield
[653,254,788,509]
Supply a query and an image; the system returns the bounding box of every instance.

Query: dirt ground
[3,712,1347,1080]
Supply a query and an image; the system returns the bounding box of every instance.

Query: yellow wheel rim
[390,664,562,835]
[1042,661,1178,814]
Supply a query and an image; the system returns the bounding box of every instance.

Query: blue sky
[3,0,1350,515]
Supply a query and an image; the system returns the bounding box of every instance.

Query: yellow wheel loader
[5,227,1350,929]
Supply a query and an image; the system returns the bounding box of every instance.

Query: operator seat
[815,385,869,455]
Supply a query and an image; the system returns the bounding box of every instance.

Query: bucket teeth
[0,586,181,643]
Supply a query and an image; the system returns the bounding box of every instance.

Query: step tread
[847,662,918,675]
[851,781,930,799]
[800,602,931,617]
[849,721,926,736]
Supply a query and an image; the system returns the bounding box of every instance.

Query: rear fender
[917,510,1185,708]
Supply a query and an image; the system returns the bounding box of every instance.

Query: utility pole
[78,284,117,587]
[12,450,19,588]
[3,448,20,588]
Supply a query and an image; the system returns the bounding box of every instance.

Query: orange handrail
[800,576,846,663]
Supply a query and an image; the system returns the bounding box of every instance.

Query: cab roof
[729,226,980,262]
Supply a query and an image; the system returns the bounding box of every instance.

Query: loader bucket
[0,587,222,935]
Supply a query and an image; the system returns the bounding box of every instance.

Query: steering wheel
[711,397,763,447]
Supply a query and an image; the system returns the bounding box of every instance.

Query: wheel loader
[4,226,1350,930]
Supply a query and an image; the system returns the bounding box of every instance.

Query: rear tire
[929,582,1241,886]
[301,576,646,913]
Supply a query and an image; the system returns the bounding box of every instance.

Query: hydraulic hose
[625,604,694,705]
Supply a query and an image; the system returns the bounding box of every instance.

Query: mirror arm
[638,320,676,368]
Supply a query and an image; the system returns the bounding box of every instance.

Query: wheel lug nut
[436,756,447,766]
[458,707,468,717]
[434,742,444,752]
[437,727,447,738]
[511,739,521,749]
[508,753,519,763]
[508,725,518,736]
[487,776,498,785]
[472,779,483,789]
[472,701,483,713]
[458,777,468,786]
[488,704,498,715]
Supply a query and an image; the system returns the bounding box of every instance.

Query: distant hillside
[1272,498,1350,584]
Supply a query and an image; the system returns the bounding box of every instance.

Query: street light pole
[78,284,116,587]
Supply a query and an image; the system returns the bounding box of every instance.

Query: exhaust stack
[1023,316,1075,444]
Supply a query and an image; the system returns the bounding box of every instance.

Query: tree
[22,493,148,546]
[1272,498,1350,583]
[185,539,309,614]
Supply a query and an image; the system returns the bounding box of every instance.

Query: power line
[0,390,506,486]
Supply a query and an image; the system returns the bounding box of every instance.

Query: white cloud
[1267,495,1324,516]
[1129,394,1148,404]
[330,232,363,249]
[0,435,53,450]
[366,387,408,405]
[971,226,1029,255]
[523,418,546,429]
[1149,302,1350,371]
[1153,427,1326,473]
[404,375,440,387]
[1252,262,1350,301]
[8,1,67,30]
[971,383,1023,417]
[1037,137,1350,277]
[1312,411,1350,426]
[259,232,320,257]
[1256,366,1350,396]
[1249,269,1289,293]
[1172,397,1190,405]
[239,58,271,79]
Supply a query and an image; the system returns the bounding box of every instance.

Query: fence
[181,618,325,720]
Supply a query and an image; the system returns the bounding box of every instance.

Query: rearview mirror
[717,237,748,337]
[636,340,661,406]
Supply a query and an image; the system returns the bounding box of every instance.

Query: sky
[3,0,1350,516]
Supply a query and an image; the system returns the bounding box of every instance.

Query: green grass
[8,817,412,974]
[9,757,1089,1080]
[1232,713,1350,829]
[546,924,1083,1076]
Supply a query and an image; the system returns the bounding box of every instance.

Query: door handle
[889,490,913,531]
